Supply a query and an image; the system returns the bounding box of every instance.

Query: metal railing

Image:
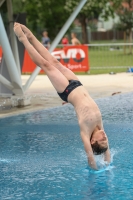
[87,43,133,70]
[58,43,133,72]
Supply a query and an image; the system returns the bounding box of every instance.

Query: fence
[85,43,133,74]
[70,28,124,42]
[91,31,124,41]
[1,43,133,74]
[57,43,133,74]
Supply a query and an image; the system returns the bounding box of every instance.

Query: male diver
[14,23,110,170]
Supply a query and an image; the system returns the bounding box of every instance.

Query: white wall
[98,13,120,31]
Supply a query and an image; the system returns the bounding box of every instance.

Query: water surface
[0,93,133,200]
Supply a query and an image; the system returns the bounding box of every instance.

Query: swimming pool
[0,92,133,200]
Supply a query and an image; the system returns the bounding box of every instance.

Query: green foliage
[64,0,122,43]
[115,0,133,32]
[11,0,122,41]
[1,0,125,43]
[0,1,8,28]
[12,0,70,40]
[64,0,122,20]
[38,0,70,40]
[87,21,97,31]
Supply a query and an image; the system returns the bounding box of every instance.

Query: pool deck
[0,72,132,118]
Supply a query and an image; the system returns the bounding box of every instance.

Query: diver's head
[90,129,108,155]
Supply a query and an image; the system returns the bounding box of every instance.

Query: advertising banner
[0,45,89,73]
[22,45,89,73]
[51,45,89,72]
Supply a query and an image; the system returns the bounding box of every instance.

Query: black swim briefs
[57,80,82,102]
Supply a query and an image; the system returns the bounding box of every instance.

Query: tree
[12,0,70,40]
[114,0,133,53]
[64,0,122,44]
[0,1,8,29]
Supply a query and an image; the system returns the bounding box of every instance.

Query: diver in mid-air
[14,23,110,170]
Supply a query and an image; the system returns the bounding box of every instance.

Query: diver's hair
[91,141,108,155]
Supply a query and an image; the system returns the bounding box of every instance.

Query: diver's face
[91,130,108,148]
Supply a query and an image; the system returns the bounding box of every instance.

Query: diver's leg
[14,23,69,93]
[20,23,79,81]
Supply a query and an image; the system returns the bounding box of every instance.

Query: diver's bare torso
[14,23,110,170]
[68,86,103,138]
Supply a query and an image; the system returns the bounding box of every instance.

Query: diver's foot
[14,23,27,42]
[20,24,33,42]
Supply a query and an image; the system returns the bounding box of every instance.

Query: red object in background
[0,46,2,57]
[22,50,44,73]
[62,37,69,45]
[22,45,89,73]
[0,46,2,63]
[0,45,89,73]
[51,45,89,72]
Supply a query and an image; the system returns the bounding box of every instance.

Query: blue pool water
[0,93,133,200]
